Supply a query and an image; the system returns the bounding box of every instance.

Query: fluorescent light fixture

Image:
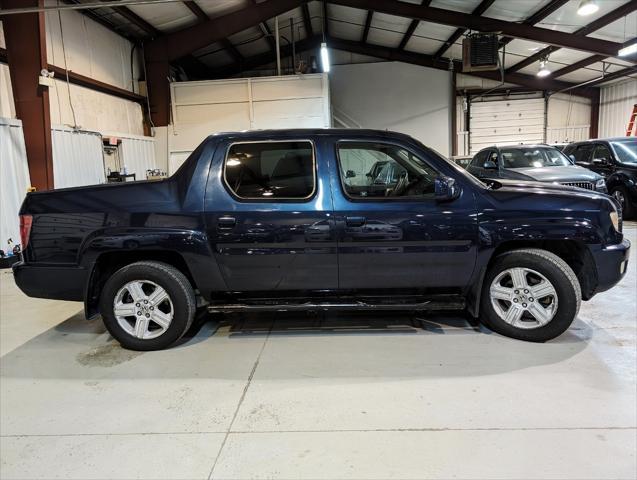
[320,42,330,73]
[618,43,637,57]
[577,0,599,16]
[537,60,551,77]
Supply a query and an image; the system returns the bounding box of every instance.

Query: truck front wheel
[480,249,581,342]
[99,261,196,351]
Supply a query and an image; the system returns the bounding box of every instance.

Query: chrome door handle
[345,216,366,227]
[217,216,236,229]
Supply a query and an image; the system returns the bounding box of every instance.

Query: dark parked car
[563,137,637,218]
[467,145,607,193]
[13,130,629,350]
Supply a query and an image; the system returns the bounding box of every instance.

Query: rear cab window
[223,141,315,200]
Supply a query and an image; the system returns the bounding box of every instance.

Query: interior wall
[599,79,637,138]
[546,93,591,144]
[330,61,452,157]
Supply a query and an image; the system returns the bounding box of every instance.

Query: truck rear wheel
[99,261,195,351]
[480,249,581,342]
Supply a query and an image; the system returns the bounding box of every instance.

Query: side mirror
[435,176,461,202]
[346,170,357,178]
[483,160,498,170]
[592,157,608,165]
[569,154,576,163]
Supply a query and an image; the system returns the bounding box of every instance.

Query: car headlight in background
[610,211,620,232]
[595,179,606,191]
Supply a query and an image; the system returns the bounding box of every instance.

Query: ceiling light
[537,59,551,77]
[320,42,330,73]
[577,0,599,16]
[618,43,637,57]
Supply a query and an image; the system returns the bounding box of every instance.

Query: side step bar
[208,298,465,313]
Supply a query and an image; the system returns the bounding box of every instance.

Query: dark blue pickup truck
[14,129,630,350]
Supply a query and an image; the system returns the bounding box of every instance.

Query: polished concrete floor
[1,224,635,479]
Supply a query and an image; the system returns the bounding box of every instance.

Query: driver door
[331,139,477,291]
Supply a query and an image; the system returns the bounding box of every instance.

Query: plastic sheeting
[0,118,31,252]
[51,126,106,189]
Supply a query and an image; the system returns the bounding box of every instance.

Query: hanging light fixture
[618,43,637,57]
[537,58,551,77]
[320,42,330,73]
[577,0,599,16]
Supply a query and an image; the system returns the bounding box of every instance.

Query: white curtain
[0,118,31,251]
[51,126,106,189]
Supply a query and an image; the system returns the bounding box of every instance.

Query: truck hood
[483,178,608,201]
[507,165,601,183]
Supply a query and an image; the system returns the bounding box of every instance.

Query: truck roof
[206,128,416,141]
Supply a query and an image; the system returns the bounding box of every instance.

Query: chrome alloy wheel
[489,267,558,329]
[113,280,174,340]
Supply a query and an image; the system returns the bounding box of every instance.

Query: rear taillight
[20,215,33,250]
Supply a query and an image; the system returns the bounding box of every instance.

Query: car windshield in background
[500,147,572,168]
[611,140,637,165]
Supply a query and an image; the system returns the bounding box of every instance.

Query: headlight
[610,211,620,232]
[595,179,606,190]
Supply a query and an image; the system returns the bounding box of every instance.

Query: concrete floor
[1,224,635,480]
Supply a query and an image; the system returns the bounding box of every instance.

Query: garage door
[470,98,545,154]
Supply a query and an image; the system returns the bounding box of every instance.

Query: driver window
[593,144,611,162]
[337,142,439,199]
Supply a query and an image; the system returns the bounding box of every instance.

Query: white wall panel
[0,118,31,251]
[51,126,105,189]
[118,134,157,180]
[49,79,145,136]
[44,1,140,93]
[599,79,637,138]
[168,74,330,173]
[330,62,451,157]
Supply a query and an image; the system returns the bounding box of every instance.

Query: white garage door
[470,98,545,154]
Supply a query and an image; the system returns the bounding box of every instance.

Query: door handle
[345,216,366,227]
[217,216,236,229]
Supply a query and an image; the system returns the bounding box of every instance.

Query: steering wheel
[391,172,411,196]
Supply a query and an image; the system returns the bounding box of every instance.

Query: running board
[207,297,465,313]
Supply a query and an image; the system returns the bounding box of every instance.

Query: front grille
[561,181,594,190]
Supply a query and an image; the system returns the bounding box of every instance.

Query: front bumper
[590,238,631,295]
[12,262,87,301]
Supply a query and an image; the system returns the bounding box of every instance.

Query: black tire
[99,261,195,351]
[610,185,636,219]
[480,249,581,342]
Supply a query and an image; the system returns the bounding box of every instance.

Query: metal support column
[2,0,54,190]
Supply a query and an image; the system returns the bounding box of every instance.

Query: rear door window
[571,144,594,165]
[224,141,315,200]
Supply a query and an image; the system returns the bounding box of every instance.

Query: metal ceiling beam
[330,0,624,56]
[397,0,431,51]
[249,0,277,54]
[322,0,329,38]
[576,66,637,89]
[433,0,495,58]
[302,3,313,37]
[507,1,637,73]
[60,0,139,41]
[146,0,306,62]
[112,4,161,37]
[500,0,570,48]
[183,1,244,63]
[552,37,637,79]
[361,10,373,43]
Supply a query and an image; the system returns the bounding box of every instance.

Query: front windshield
[500,147,572,168]
[611,140,637,165]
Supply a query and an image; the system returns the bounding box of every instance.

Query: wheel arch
[467,239,598,317]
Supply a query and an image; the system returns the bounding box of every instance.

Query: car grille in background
[561,182,594,190]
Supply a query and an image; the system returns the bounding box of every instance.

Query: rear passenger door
[570,144,595,170]
[204,137,338,292]
[591,143,614,178]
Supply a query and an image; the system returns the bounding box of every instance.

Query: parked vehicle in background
[13,130,629,350]
[467,144,607,193]
[563,138,637,218]
[550,142,570,152]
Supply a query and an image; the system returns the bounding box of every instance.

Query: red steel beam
[433,0,495,58]
[397,0,432,51]
[500,0,570,47]
[2,0,54,191]
[330,0,624,56]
